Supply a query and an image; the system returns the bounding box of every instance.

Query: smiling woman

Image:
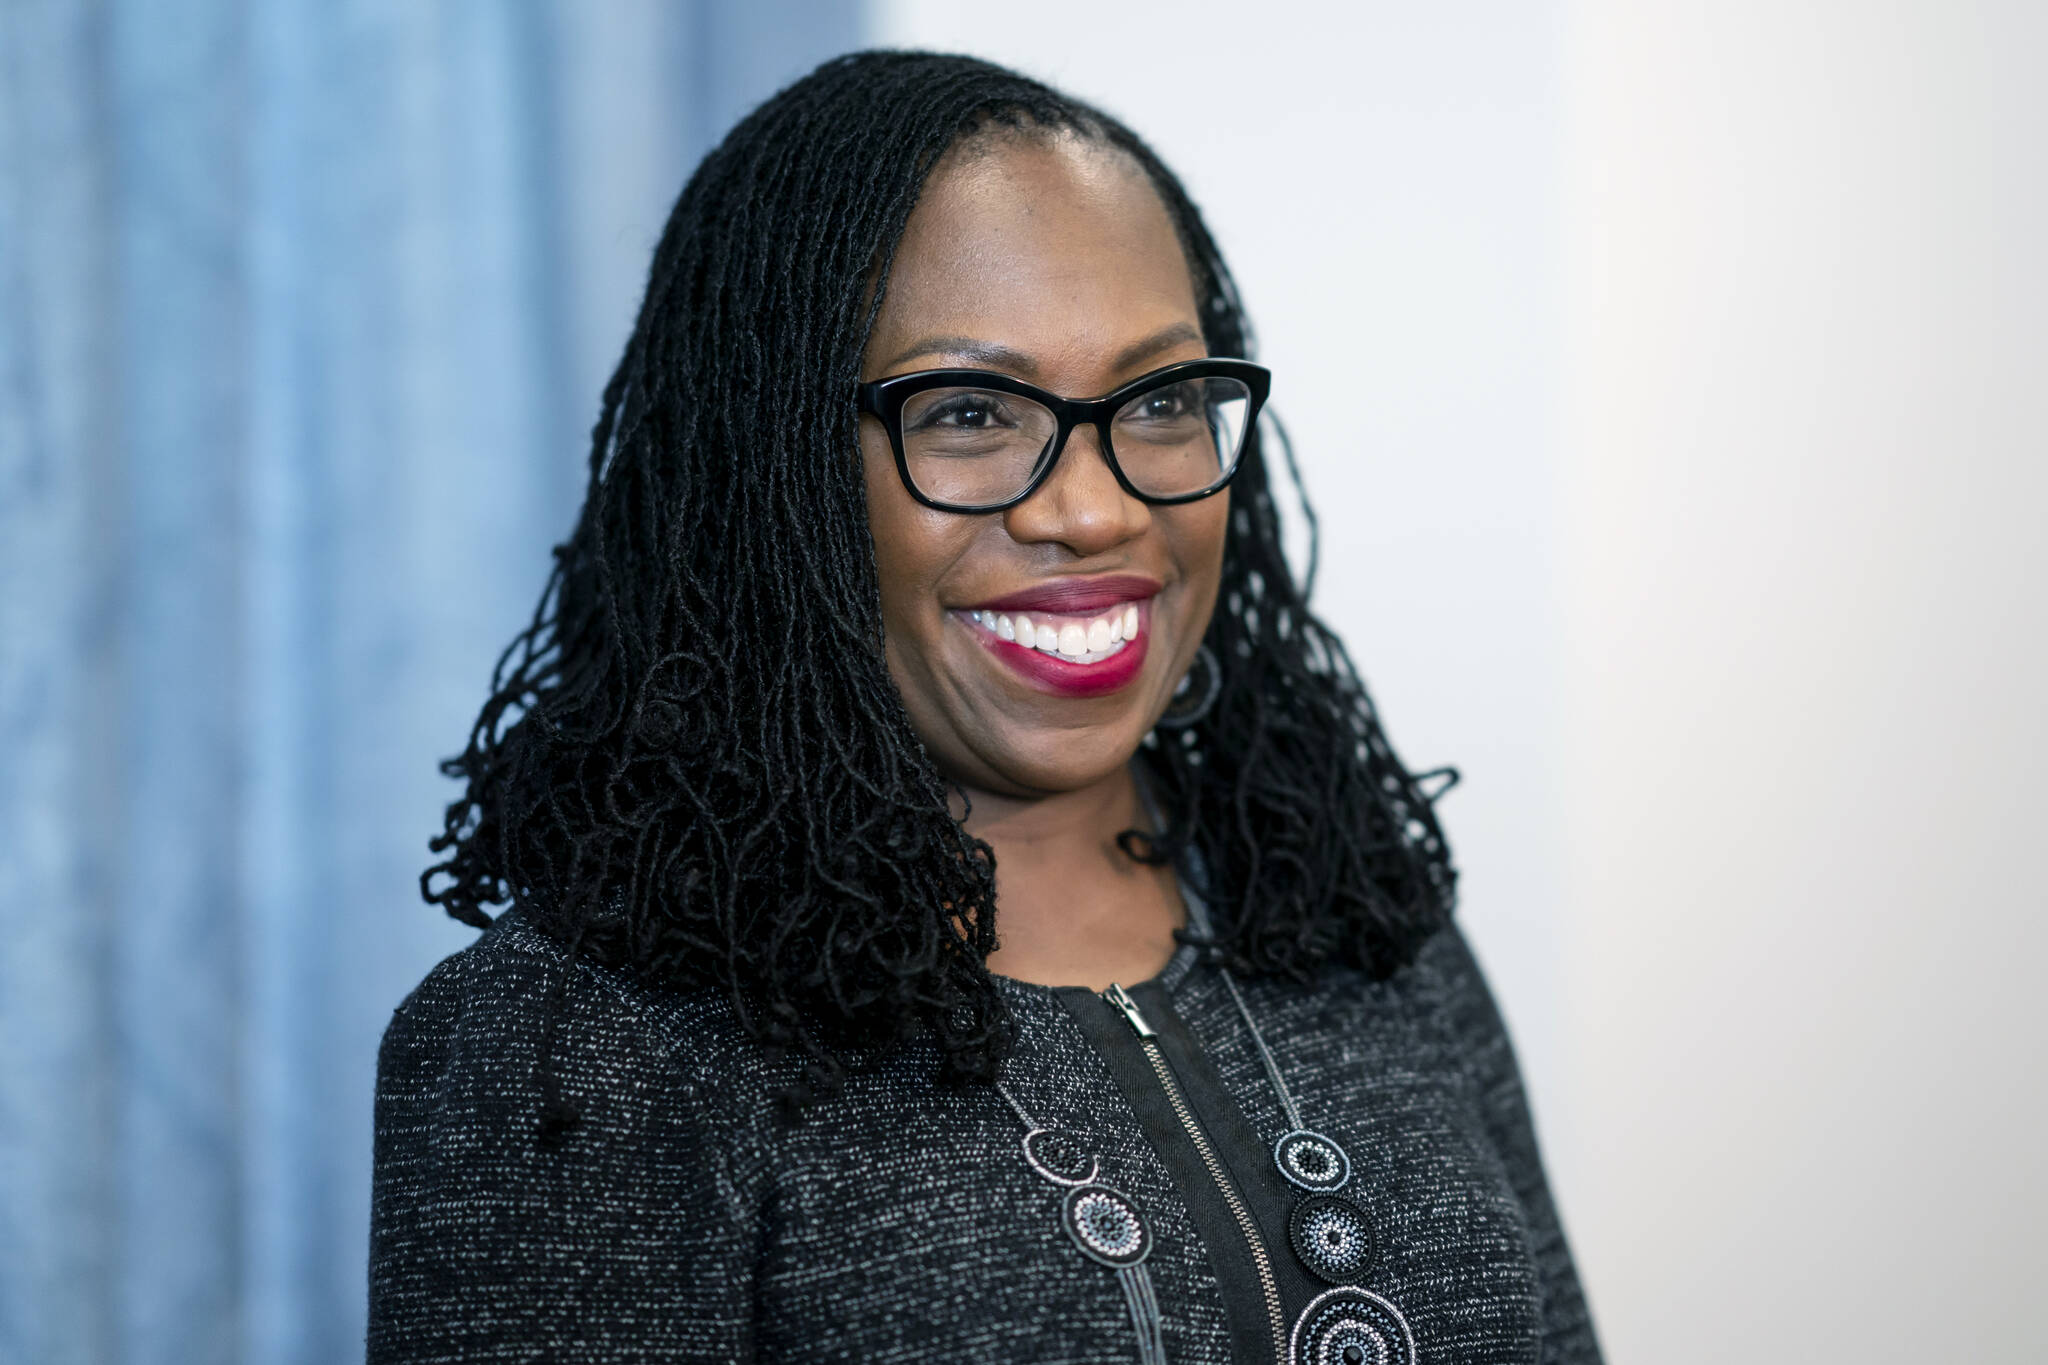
[858,133,1246,989]
[369,51,1599,1364]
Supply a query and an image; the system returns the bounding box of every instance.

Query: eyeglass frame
[855,357,1271,514]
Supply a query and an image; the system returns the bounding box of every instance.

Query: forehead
[869,133,1201,383]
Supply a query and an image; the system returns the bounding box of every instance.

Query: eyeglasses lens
[898,376,1252,508]
[1110,377,1251,499]
[899,387,1057,509]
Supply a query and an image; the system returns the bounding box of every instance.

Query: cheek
[859,428,963,651]
[1172,493,1232,602]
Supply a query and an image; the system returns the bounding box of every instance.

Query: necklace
[998,965,1416,1365]
[992,1077,1169,1365]
[993,787,1414,1363]
[1216,966,1417,1365]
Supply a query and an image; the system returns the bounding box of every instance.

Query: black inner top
[1055,970,1333,1362]
[1008,878,1341,1362]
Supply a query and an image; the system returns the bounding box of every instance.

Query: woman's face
[859,134,1229,800]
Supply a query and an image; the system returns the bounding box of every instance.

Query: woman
[371,51,1600,1364]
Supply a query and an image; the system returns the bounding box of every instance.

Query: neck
[959,762,1185,990]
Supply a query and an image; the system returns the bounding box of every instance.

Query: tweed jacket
[368,906,1601,1363]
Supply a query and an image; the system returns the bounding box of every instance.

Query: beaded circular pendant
[1021,1128,1100,1187]
[1290,1286,1418,1365]
[1289,1194,1377,1284]
[1274,1128,1353,1193]
[1060,1184,1153,1268]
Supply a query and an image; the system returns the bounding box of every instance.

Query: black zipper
[1104,983,1288,1364]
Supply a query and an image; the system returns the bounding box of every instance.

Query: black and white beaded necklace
[993,1077,1170,1365]
[995,894,1417,1365]
[1214,964,1418,1365]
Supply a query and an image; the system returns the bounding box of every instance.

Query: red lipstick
[958,581,1155,699]
[969,574,1162,616]
[979,626,1149,698]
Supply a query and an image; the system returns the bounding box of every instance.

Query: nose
[1001,423,1150,555]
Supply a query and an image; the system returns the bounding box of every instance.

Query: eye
[1131,382,1199,421]
[908,391,1020,431]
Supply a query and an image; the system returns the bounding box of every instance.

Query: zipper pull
[1102,983,1157,1039]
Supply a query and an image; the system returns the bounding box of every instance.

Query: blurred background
[2,1,2041,1361]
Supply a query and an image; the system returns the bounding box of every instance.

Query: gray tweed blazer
[368,908,1600,1363]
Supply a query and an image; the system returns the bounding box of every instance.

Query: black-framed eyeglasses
[856,358,1270,513]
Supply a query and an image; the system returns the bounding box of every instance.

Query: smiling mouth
[953,596,1152,699]
[963,601,1143,665]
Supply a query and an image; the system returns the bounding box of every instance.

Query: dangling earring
[1154,644,1221,730]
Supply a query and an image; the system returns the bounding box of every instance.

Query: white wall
[877,2,2048,1360]
[1559,3,2048,1360]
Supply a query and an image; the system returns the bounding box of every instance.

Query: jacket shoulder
[370,911,775,1359]
[379,907,783,1113]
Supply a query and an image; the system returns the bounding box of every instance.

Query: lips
[971,619,1149,698]
[969,573,1162,615]
[956,576,1157,699]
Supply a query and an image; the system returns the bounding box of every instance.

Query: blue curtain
[0,3,865,1361]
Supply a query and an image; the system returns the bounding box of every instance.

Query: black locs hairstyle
[424,51,1456,1117]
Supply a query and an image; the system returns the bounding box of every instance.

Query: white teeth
[969,600,1148,663]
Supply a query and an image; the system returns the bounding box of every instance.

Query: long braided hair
[424,51,1456,1120]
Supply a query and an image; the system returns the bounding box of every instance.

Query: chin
[976,719,1151,798]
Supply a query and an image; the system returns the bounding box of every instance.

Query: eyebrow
[878,322,1205,381]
